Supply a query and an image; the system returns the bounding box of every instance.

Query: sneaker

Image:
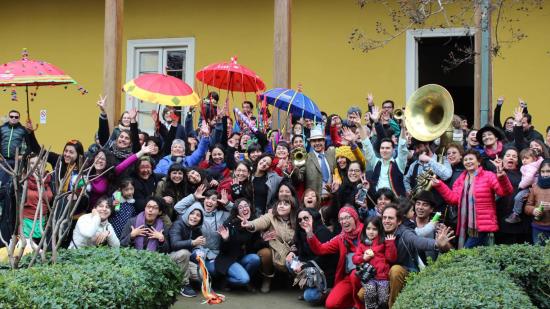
[505,213,522,224]
[180,285,197,298]
[246,283,257,293]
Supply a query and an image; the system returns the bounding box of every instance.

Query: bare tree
[349,0,544,70]
[0,148,112,269]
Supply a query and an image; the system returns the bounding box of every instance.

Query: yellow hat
[335,146,356,162]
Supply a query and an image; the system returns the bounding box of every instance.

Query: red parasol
[195,56,265,93]
[0,49,82,118]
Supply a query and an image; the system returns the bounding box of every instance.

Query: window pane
[167,70,183,80]
[139,52,159,72]
[167,51,185,70]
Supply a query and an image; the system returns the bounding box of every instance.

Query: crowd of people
[0,91,548,309]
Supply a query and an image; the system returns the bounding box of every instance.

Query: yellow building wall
[1,0,548,153]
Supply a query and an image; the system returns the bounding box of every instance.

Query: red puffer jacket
[433,167,513,233]
[352,237,397,280]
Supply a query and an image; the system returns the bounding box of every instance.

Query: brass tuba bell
[291,147,307,167]
[392,108,404,120]
[404,84,454,142]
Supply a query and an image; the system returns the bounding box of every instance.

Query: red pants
[325,273,364,309]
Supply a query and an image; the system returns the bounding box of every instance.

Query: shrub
[394,244,549,309]
[0,247,183,309]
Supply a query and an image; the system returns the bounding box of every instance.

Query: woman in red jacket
[305,206,364,309]
[432,149,513,248]
[352,216,397,309]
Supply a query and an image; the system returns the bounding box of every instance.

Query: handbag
[293,260,328,294]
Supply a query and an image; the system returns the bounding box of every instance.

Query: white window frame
[125,38,196,126]
[405,28,476,101]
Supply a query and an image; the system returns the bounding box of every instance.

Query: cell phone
[356,188,368,205]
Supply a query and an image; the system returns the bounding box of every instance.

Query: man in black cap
[413,190,439,264]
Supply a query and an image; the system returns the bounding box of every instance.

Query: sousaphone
[404,84,454,142]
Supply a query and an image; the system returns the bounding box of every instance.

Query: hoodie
[174,194,233,259]
[169,204,203,252]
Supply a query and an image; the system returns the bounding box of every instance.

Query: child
[109,178,136,238]
[524,159,550,244]
[352,216,397,309]
[23,153,54,241]
[506,149,543,223]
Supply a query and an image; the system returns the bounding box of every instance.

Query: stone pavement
[172,288,314,309]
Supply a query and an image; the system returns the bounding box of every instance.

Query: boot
[261,277,272,293]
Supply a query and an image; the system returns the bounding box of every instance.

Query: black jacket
[295,223,337,287]
[169,217,202,252]
[215,217,264,276]
[394,223,436,272]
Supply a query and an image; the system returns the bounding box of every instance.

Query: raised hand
[435,225,455,252]
[97,95,107,113]
[151,110,159,123]
[518,98,527,108]
[219,189,229,205]
[128,108,138,122]
[366,93,374,105]
[497,96,504,106]
[200,120,210,137]
[370,106,381,123]
[194,184,206,200]
[341,126,357,144]
[238,215,252,229]
[217,225,230,240]
[130,225,148,239]
[360,175,370,189]
[139,143,155,156]
[385,234,396,241]
[513,106,524,123]
[490,155,505,175]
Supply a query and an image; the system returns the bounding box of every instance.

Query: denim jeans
[303,288,323,304]
[464,232,492,249]
[226,253,261,286]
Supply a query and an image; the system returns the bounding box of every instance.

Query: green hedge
[394,244,550,309]
[0,248,183,309]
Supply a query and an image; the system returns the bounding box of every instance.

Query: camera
[355,263,376,284]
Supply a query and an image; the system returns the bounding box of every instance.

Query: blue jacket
[154,137,209,175]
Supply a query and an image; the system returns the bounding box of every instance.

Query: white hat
[309,128,325,140]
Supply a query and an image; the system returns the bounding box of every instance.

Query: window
[126,38,195,134]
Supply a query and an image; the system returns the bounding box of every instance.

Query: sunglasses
[9,115,19,119]
[297,216,310,223]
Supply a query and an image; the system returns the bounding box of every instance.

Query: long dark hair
[229,198,257,226]
[294,208,323,242]
[164,163,187,197]
[360,216,385,244]
[272,199,297,230]
[208,143,226,165]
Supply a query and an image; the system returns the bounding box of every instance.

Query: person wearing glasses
[0,110,31,185]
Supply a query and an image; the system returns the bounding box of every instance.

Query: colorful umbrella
[195,56,265,93]
[258,87,322,121]
[0,49,80,118]
[123,73,200,107]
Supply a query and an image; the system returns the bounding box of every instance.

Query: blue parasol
[258,87,322,121]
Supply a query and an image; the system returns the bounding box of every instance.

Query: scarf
[134,211,164,251]
[111,145,132,161]
[538,176,550,189]
[339,207,363,246]
[208,162,227,176]
[458,173,477,249]
[484,141,503,159]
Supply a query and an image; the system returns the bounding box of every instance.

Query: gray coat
[174,194,234,260]
[394,223,436,272]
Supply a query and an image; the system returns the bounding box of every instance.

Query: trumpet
[393,108,404,120]
[291,147,307,167]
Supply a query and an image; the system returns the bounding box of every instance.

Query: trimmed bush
[394,244,549,309]
[0,248,183,308]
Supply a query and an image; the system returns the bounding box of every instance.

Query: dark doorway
[418,36,475,127]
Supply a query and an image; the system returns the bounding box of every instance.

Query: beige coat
[250,213,295,269]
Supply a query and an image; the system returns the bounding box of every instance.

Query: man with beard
[381,204,454,308]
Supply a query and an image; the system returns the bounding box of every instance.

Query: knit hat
[335,146,356,162]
